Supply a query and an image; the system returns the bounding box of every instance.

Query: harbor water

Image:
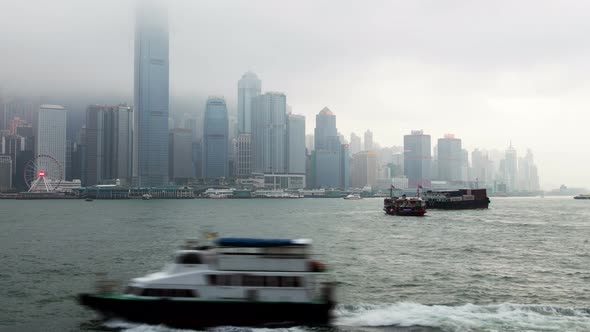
[0,197,589,331]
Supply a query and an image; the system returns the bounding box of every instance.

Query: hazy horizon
[2,0,589,189]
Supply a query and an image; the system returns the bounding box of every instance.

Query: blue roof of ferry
[215,238,310,247]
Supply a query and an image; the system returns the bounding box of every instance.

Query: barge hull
[426,199,490,209]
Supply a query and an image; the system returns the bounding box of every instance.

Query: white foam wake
[335,302,590,331]
[103,303,590,332]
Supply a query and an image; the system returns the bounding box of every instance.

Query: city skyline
[1,1,589,188]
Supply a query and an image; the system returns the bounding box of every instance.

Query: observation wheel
[24,154,64,192]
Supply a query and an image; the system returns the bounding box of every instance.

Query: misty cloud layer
[2,0,589,188]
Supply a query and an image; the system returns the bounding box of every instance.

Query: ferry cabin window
[243,275,264,287]
[140,288,197,297]
[176,253,202,264]
[208,274,235,286]
[264,276,279,287]
[208,275,302,287]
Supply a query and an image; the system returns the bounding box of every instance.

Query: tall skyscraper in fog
[235,72,261,178]
[351,150,377,188]
[437,134,462,182]
[504,143,518,192]
[203,97,229,179]
[134,2,169,186]
[313,108,350,189]
[314,108,339,151]
[252,92,287,174]
[238,72,261,133]
[364,129,373,151]
[287,113,306,175]
[37,105,67,181]
[85,105,133,186]
[404,130,431,188]
[169,128,194,183]
[349,132,361,155]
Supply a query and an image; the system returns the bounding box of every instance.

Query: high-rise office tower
[403,130,431,188]
[518,149,540,192]
[234,133,252,178]
[437,134,462,182]
[192,140,203,179]
[305,134,314,154]
[312,108,350,189]
[37,105,67,181]
[314,108,339,151]
[287,113,306,175]
[203,97,229,179]
[85,105,134,186]
[351,150,378,188]
[364,129,373,151]
[471,148,491,186]
[504,142,517,192]
[116,106,133,184]
[252,92,287,174]
[183,118,199,142]
[238,72,261,134]
[350,132,361,155]
[0,95,5,131]
[134,2,169,186]
[169,128,194,183]
[0,156,11,192]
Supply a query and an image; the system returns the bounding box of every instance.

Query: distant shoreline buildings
[0,3,547,195]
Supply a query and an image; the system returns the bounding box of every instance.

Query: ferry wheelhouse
[78,237,335,328]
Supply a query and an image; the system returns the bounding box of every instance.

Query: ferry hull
[78,293,334,328]
[384,208,426,216]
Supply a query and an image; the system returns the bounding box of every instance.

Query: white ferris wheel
[24,154,64,193]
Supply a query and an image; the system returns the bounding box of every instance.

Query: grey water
[0,197,589,332]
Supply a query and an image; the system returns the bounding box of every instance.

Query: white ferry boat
[343,194,362,200]
[78,237,335,328]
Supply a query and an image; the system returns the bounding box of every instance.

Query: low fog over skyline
[1,0,589,189]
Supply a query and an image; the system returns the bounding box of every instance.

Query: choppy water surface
[0,197,589,331]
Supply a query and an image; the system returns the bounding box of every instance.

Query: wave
[105,302,590,332]
[335,302,590,331]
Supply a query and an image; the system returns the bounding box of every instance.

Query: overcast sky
[1,0,589,189]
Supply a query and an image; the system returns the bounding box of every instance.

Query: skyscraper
[116,106,134,184]
[518,149,539,192]
[252,92,287,174]
[364,130,373,151]
[0,156,11,192]
[238,72,261,134]
[437,134,462,182]
[314,108,339,151]
[351,150,377,188]
[349,132,361,155]
[312,108,349,189]
[234,134,252,178]
[85,105,114,186]
[134,2,169,186]
[504,142,517,192]
[305,134,314,153]
[287,113,306,175]
[169,128,194,183]
[403,130,431,188]
[472,148,491,186]
[37,105,67,181]
[203,97,229,179]
[85,105,134,186]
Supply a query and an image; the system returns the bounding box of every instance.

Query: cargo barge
[424,188,490,209]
